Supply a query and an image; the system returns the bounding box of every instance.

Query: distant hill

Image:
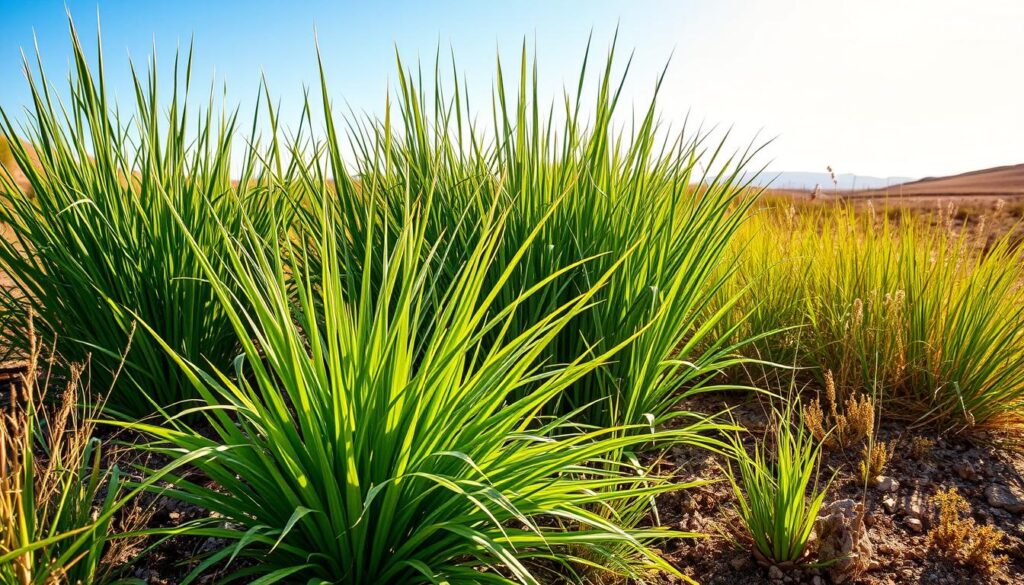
[0,136,15,169]
[744,170,915,191]
[857,163,1024,197]
[0,136,35,195]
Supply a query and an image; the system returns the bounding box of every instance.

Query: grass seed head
[858,440,890,483]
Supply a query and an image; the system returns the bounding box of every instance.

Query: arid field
[2,24,1023,585]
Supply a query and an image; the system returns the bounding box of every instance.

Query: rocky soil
[656,392,1024,584]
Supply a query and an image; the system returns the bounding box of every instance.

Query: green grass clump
[124,195,713,583]
[0,20,279,417]
[726,408,830,565]
[0,19,764,582]
[298,41,763,430]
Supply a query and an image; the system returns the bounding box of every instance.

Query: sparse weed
[963,524,1007,575]
[858,440,891,483]
[927,488,1007,575]
[908,436,936,461]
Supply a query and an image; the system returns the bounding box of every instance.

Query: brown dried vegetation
[804,370,876,451]
[927,488,1008,576]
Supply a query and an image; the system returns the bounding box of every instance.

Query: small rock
[873,476,899,493]
[199,537,223,553]
[817,499,872,583]
[882,495,897,513]
[954,461,977,481]
[768,565,784,581]
[729,555,749,571]
[168,511,181,521]
[905,517,923,533]
[829,498,859,513]
[812,577,823,585]
[985,484,1024,514]
[902,490,928,520]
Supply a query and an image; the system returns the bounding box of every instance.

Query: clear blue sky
[2,1,1022,177]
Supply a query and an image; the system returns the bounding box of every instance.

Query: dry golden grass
[0,318,141,584]
[719,196,1024,438]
